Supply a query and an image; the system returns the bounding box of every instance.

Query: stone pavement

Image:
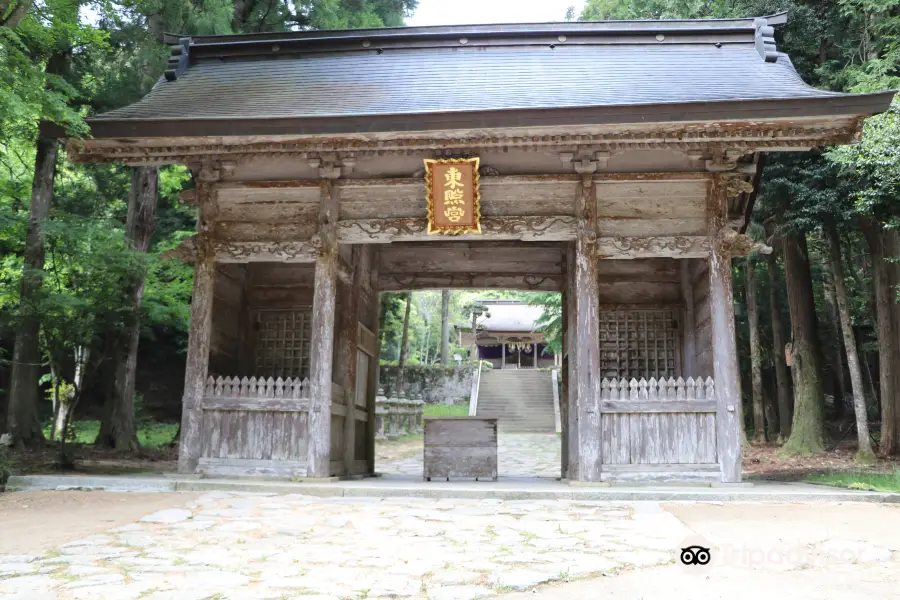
[0,492,683,600]
[379,433,561,478]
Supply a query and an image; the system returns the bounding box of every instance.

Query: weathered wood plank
[423,417,498,480]
[201,398,311,412]
[600,401,717,413]
[197,457,307,477]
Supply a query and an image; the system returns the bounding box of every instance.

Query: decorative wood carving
[596,236,711,258]
[714,228,773,257]
[337,215,577,242]
[70,122,862,165]
[724,176,754,198]
[213,240,320,262]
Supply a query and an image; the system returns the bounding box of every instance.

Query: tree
[39,212,139,460]
[440,290,450,365]
[395,291,412,392]
[766,252,793,441]
[745,257,766,442]
[827,226,874,459]
[781,233,826,455]
[96,167,158,450]
[527,292,563,355]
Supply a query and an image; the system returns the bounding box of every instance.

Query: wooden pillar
[559,287,569,478]
[178,178,218,474]
[709,176,742,483]
[501,343,506,369]
[337,245,362,476]
[565,244,578,480]
[680,260,696,378]
[573,170,602,482]
[307,179,339,478]
[365,247,381,475]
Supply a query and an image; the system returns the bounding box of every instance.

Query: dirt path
[0,491,196,554]
[518,502,900,600]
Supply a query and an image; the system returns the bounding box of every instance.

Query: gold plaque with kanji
[424,157,481,235]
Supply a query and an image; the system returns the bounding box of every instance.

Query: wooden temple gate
[69,15,891,482]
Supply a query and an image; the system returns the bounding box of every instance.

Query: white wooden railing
[201,375,344,412]
[205,375,310,399]
[599,377,716,413]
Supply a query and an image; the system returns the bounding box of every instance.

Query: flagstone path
[0,492,683,600]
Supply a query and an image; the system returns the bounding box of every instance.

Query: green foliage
[423,404,469,417]
[807,469,900,492]
[40,418,178,448]
[526,292,562,355]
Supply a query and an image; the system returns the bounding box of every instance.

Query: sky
[407,0,586,26]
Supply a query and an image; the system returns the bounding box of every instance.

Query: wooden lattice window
[599,308,679,380]
[254,309,311,378]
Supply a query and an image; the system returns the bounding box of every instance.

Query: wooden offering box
[423,417,498,481]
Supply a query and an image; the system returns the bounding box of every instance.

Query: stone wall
[379,364,478,405]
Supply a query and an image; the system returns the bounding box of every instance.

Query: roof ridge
[162,12,787,46]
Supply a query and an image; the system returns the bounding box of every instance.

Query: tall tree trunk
[766,252,792,441]
[827,227,874,458]
[745,257,766,442]
[861,218,900,456]
[440,290,450,366]
[96,167,159,450]
[395,291,412,394]
[6,130,58,448]
[781,232,826,455]
[822,271,849,420]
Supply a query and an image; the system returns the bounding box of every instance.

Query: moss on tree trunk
[781,233,825,455]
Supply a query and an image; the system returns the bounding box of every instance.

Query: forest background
[1,0,900,464]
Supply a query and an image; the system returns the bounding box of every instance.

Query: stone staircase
[475,369,557,432]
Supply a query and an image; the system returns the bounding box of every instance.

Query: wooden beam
[595,236,710,259]
[338,215,578,243]
[178,181,217,474]
[709,175,743,484]
[377,273,563,291]
[306,179,339,478]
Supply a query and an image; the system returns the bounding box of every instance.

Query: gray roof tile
[98,45,837,121]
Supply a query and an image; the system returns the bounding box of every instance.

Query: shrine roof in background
[458,300,544,335]
[83,13,893,140]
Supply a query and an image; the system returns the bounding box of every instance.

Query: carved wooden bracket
[714,228,773,257]
[160,235,199,263]
[724,176,755,199]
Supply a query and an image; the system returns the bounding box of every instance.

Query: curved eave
[83,93,894,141]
